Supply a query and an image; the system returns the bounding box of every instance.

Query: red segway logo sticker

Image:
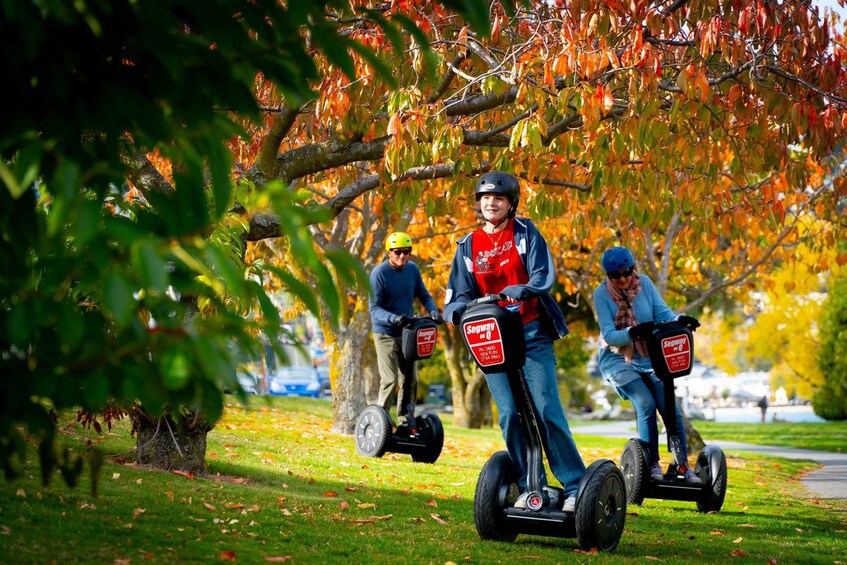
[661,334,691,374]
[416,327,437,358]
[462,317,504,367]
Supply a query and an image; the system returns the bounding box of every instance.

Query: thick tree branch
[118,140,173,199]
[258,105,302,179]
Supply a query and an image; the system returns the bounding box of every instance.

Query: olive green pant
[373,333,417,425]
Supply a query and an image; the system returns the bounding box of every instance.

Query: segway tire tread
[696,446,727,513]
[620,438,649,506]
[411,412,444,464]
[474,451,518,542]
[575,459,626,552]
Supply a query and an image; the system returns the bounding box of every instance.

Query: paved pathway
[573,420,847,500]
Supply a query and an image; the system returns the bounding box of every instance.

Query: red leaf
[220,550,237,560]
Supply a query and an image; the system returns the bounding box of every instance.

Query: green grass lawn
[692,420,847,453]
[1,396,845,564]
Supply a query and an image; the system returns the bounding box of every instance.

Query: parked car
[236,370,260,395]
[269,366,323,398]
[315,365,331,397]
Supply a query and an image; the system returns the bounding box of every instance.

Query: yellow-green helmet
[385,231,413,251]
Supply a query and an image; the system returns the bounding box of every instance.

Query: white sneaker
[562,496,576,513]
[513,492,529,509]
[650,463,664,480]
[685,469,703,484]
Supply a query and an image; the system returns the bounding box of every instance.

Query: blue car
[269,366,323,398]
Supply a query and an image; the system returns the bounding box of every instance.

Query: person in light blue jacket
[593,246,701,483]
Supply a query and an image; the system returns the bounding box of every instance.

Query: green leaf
[104,272,135,327]
[310,23,355,80]
[132,240,169,291]
[324,249,369,291]
[82,372,110,409]
[205,139,234,220]
[160,348,191,390]
[266,266,320,316]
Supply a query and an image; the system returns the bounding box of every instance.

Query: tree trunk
[443,324,492,428]
[328,300,372,434]
[130,409,213,474]
[678,402,706,454]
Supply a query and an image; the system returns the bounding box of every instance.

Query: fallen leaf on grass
[132,508,146,520]
[1,525,10,535]
[710,530,724,536]
[645,557,660,561]
[339,501,349,510]
[371,515,393,521]
[323,491,338,497]
[263,557,292,563]
[220,550,237,560]
[354,519,375,525]
[738,524,756,528]
[16,489,25,498]
[427,499,438,507]
[574,548,599,555]
[733,537,743,543]
[172,470,194,479]
[358,503,376,509]
[204,503,217,512]
[410,517,425,523]
[226,503,245,509]
[345,487,358,492]
[796,528,805,533]
[430,513,448,524]
[731,549,747,557]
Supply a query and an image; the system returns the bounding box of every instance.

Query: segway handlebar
[399,313,446,328]
[464,294,508,309]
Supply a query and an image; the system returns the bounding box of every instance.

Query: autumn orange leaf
[323,491,338,497]
[220,550,237,560]
[263,557,292,563]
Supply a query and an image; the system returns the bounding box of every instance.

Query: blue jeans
[615,371,688,465]
[484,320,586,496]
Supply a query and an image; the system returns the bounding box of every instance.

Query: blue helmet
[601,246,634,273]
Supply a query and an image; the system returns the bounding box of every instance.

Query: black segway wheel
[474,451,518,542]
[696,445,727,513]
[620,438,650,505]
[411,412,444,464]
[575,459,626,552]
[354,405,392,458]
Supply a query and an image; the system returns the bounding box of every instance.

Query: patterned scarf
[605,271,648,362]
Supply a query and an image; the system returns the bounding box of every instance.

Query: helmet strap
[489,215,510,230]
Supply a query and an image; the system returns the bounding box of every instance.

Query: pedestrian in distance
[758,395,769,423]
[443,171,586,513]
[369,232,442,429]
[593,246,703,484]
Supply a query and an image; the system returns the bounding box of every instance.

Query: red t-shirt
[470,219,539,325]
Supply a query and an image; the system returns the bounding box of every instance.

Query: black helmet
[475,171,520,218]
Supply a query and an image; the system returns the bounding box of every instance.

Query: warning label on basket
[416,327,437,358]
[661,334,691,373]
[463,317,504,367]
